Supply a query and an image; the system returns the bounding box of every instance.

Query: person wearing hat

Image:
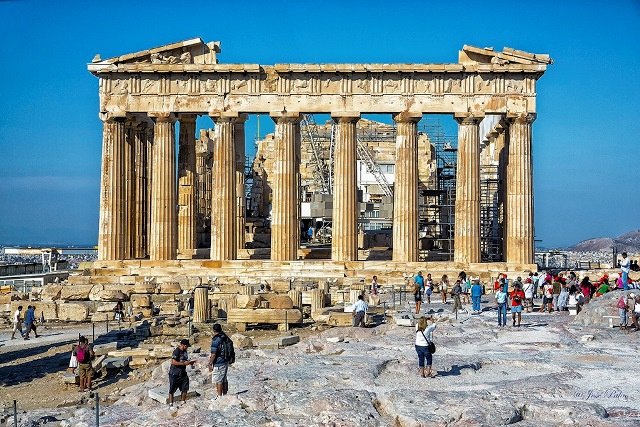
[169,339,195,406]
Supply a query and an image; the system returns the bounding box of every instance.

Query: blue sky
[0,0,638,248]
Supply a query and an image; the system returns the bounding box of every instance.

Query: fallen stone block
[393,312,416,327]
[61,284,93,300]
[103,356,131,370]
[148,387,199,404]
[57,302,89,321]
[328,312,354,327]
[129,357,148,368]
[159,281,182,294]
[62,372,79,384]
[257,335,300,349]
[41,284,63,301]
[93,342,118,356]
[327,336,344,343]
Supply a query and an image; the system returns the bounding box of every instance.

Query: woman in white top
[415,316,437,378]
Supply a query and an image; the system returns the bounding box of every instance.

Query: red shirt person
[509,284,525,327]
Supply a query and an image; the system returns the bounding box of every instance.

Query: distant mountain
[567,229,640,253]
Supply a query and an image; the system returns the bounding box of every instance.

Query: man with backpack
[77,336,95,392]
[208,323,234,398]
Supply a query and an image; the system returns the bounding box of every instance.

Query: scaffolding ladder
[355,134,393,197]
[301,114,331,194]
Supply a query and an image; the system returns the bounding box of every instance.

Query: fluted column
[178,115,197,259]
[270,111,302,261]
[132,120,150,258]
[392,112,422,262]
[234,115,249,251]
[97,114,126,261]
[210,113,237,260]
[505,113,536,264]
[124,117,136,260]
[193,286,209,323]
[148,113,178,260]
[454,113,483,264]
[331,112,360,261]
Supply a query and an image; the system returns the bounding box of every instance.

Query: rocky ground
[1,291,639,427]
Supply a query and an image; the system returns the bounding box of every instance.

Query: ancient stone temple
[88,38,551,275]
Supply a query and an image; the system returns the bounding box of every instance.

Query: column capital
[99,112,126,122]
[148,112,177,123]
[392,111,422,123]
[270,110,301,124]
[506,112,537,124]
[209,111,241,122]
[454,112,484,125]
[331,112,361,124]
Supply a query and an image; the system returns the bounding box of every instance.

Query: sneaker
[428,372,437,378]
[512,320,516,326]
[169,402,174,408]
[23,337,30,340]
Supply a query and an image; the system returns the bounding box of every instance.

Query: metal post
[13,400,17,427]
[382,302,387,323]
[95,392,100,427]
[92,323,95,343]
[188,320,192,337]
[391,290,395,307]
[106,318,109,333]
[285,310,289,332]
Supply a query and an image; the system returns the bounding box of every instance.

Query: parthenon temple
[87,38,552,282]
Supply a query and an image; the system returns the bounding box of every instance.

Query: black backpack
[220,334,235,365]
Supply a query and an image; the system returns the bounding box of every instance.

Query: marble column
[234,115,248,251]
[148,112,178,261]
[454,113,483,264]
[392,112,422,262]
[210,113,237,261]
[97,114,126,261]
[123,118,135,260]
[193,286,209,323]
[177,115,197,259]
[145,124,154,258]
[505,113,536,264]
[132,120,150,259]
[270,111,302,261]
[331,112,360,261]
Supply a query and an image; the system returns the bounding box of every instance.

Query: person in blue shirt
[23,305,38,339]
[494,287,508,326]
[471,278,483,313]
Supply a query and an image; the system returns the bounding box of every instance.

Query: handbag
[420,330,436,354]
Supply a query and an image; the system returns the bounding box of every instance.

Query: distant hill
[567,229,640,253]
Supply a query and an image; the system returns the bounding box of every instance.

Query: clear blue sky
[0,0,638,248]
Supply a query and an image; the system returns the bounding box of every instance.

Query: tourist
[537,270,547,299]
[532,272,540,298]
[412,280,422,314]
[558,281,569,312]
[169,339,195,406]
[510,283,525,327]
[451,280,462,314]
[424,273,433,304]
[617,294,630,330]
[113,301,124,321]
[580,276,592,304]
[370,275,379,295]
[630,295,640,331]
[67,344,78,374]
[595,279,611,297]
[209,324,230,397]
[77,336,95,393]
[414,316,437,378]
[552,276,562,312]
[23,305,38,339]
[188,292,195,315]
[414,271,425,293]
[352,294,368,326]
[539,278,554,313]
[459,271,470,304]
[471,277,482,313]
[522,277,534,313]
[495,285,508,327]
[11,305,24,339]
[440,274,449,304]
[620,252,631,291]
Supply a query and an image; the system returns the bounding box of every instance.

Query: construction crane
[355,136,393,198]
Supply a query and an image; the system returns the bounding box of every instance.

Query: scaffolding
[479,164,503,262]
[420,117,457,261]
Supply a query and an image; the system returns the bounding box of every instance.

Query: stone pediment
[459,45,553,66]
[90,37,220,67]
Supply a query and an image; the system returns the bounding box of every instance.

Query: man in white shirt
[352,294,368,327]
[11,305,24,339]
[620,253,631,291]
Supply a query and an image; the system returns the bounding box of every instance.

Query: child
[67,344,78,374]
